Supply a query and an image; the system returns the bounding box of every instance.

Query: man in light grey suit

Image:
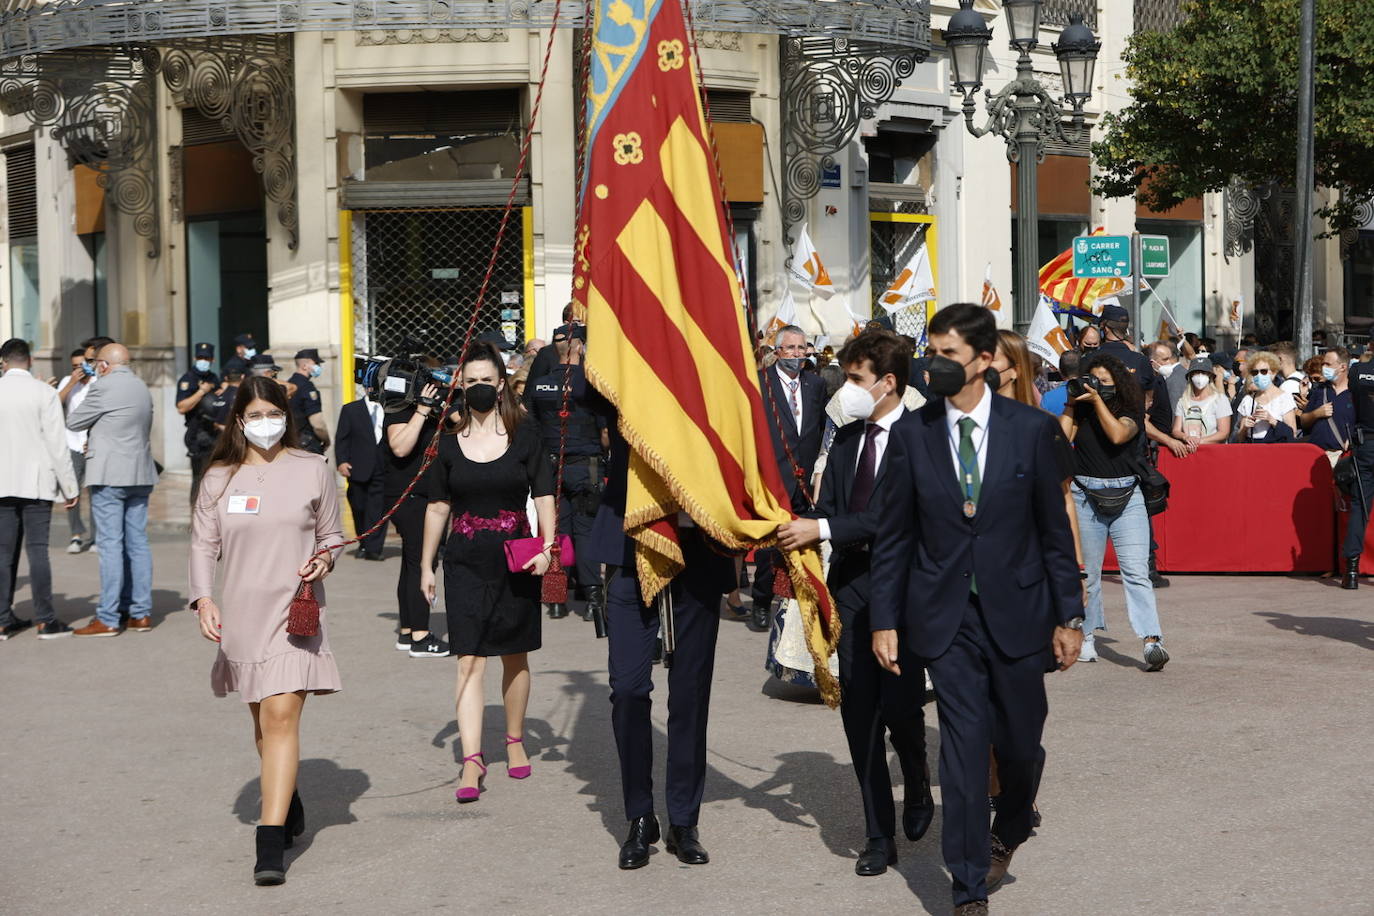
[0,338,80,639]
[67,342,159,637]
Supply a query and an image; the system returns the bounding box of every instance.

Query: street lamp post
[945,0,1100,331]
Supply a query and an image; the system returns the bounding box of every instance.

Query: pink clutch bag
[503,535,574,573]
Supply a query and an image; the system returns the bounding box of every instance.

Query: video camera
[1065,374,1103,399]
[354,335,457,414]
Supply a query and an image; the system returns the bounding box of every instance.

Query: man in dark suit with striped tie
[870,304,1084,916]
[779,330,934,877]
[752,324,827,628]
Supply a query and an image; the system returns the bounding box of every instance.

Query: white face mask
[837,378,883,420]
[242,417,286,449]
[1190,373,1210,391]
[1158,362,1177,378]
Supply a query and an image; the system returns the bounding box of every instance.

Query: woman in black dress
[420,343,556,802]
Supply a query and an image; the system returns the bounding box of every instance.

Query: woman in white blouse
[1236,351,1298,443]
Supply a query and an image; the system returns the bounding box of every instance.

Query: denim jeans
[0,497,55,625]
[1072,476,1163,639]
[89,485,153,626]
[67,449,91,539]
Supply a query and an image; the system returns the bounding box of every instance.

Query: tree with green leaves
[1092,0,1374,231]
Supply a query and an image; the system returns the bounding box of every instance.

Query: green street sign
[1072,235,1131,279]
[1141,235,1171,278]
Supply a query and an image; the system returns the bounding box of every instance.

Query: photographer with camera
[384,378,449,659]
[1058,354,1169,671]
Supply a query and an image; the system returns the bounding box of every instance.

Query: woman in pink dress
[189,375,344,886]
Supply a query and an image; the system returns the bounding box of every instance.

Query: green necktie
[958,416,981,593]
[958,416,982,506]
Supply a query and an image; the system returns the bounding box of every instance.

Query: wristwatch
[1062,616,1085,630]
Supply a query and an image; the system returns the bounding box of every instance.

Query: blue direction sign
[1072,235,1131,279]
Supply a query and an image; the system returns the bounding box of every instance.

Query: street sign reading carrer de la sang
[1071,235,1131,279]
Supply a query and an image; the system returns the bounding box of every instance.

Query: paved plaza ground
[1,482,1368,914]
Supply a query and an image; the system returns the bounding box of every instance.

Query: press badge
[227,494,261,515]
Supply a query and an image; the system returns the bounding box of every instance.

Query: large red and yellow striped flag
[575,0,840,702]
[1039,227,1126,317]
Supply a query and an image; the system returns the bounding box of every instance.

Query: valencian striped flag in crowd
[1039,227,1127,318]
[574,0,841,702]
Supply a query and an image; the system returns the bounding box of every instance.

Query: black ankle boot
[1343,556,1360,590]
[254,826,287,886]
[284,791,304,847]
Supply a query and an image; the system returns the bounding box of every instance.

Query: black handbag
[1134,459,1171,516]
[1335,451,1358,497]
[1075,478,1136,515]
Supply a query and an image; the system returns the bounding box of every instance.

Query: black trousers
[392,496,433,633]
[555,459,601,591]
[0,498,52,626]
[926,597,1049,907]
[346,474,389,556]
[606,547,722,827]
[1344,438,1374,559]
[836,598,927,840]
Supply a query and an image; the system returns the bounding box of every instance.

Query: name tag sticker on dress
[227,494,261,515]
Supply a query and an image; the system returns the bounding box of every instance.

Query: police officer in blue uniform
[528,325,607,621]
[287,348,331,456]
[1342,356,1374,588]
[176,342,220,503]
[223,333,257,376]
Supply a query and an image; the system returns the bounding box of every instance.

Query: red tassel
[772,564,794,599]
[287,580,320,637]
[541,548,569,603]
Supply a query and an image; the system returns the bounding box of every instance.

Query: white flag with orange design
[1026,295,1072,365]
[764,287,800,343]
[879,242,936,313]
[981,263,1002,311]
[788,224,834,300]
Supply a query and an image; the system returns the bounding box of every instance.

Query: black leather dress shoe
[618,814,660,870]
[855,837,897,876]
[749,599,770,632]
[548,603,569,620]
[665,825,709,864]
[903,786,935,842]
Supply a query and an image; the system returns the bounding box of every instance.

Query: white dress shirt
[945,383,992,484]
[775,365,804,432]
[65,379,91,452]
[367,398,384,443]
[816,402,905,542]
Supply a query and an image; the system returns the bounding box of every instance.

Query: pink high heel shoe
[506,735,532,780]
[456,752,486,802]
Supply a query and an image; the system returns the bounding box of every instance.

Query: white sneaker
[88,543,99,554]
[66,537,83,554]
[1078,632,1098,663]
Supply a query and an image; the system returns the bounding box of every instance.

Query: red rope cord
[315,4,568,562]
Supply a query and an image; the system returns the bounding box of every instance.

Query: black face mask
[983,367,1002,391]
[465,383,499,413]
[927,355,976,399]
[1097,384,1117,402]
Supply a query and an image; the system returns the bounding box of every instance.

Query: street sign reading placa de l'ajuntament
[1072,235,1131,279]
[1140,235,1170,278]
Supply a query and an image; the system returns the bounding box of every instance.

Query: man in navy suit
[334,387,389,560]
[778,329,933,877]
[870,303,1083,916]
[589,408,735,871]
[751,324,827,627]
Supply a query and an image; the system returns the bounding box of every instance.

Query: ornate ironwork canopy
[0,0,931,60]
